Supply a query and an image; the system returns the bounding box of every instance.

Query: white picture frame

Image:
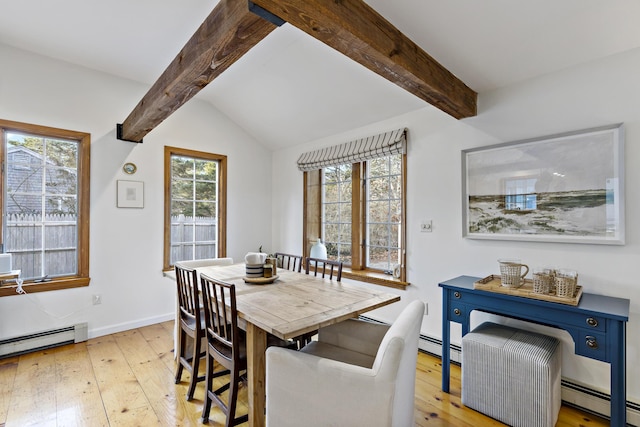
[117,180,144,208]
[462,123,624,245]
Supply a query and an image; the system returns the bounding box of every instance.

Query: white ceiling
[2,0,640,150]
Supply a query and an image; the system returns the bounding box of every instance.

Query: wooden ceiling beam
[117,0,278,143]
[118,0,477,143]
[252,0,477,119]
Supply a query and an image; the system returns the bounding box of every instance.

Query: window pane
[365,154,402,272]
[339,181,352,200]
[368,223,389,247]
[172,200,193,217]
[339,223,352,242]
[196,181,216,202]
[172,180,193,200]
[368,246,391,270]
[4,132,80,280]
[339,203,351,222]
[321,163,352,265]
[390,224,400,247]
[171,156,194,179]
[46,139,77,168]
[45,168,77,195]
[368,177,391,200]
[45,196,77,215]
[195,243,216,259]
[324,223,340,243]
[194,201,216,218]
[338,244,352,263]
[6,195,42,219]
[324,183,339,203]
[324,203,340,223]
[368,157,390,177]
[324,166,340,183]
[368,200,390,222]
[169,154,219,265]
[195,159,216,180]
[390,199,402,220]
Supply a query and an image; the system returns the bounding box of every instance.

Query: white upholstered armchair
[266,300,425,427]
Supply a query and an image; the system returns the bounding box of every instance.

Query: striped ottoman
[462,322,561,427]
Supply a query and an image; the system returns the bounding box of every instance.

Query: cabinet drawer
[561,313,606,332]
[449,304,468,322]
[576,331,607,362]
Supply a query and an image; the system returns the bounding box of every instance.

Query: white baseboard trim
[88,312,174,339]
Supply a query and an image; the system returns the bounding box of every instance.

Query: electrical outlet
[420,220,433,232]
[424,301,428,316]
[93,294,102,305]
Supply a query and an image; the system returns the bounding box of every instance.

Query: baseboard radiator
[0,323,88,358]
[358,315,639,426]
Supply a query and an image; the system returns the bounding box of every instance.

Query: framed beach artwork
[462,124,624,245]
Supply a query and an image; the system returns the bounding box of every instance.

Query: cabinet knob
[586,317,598,327]
[454,291,461,299]
[585,335,598,349]
[453,308,461,316]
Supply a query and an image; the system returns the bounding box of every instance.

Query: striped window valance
[297,128,407,172]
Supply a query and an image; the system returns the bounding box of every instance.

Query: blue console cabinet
[440,275,630,426]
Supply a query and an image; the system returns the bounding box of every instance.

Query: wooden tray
[473,274,583,306]
[243,274,279,285]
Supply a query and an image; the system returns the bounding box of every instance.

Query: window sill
[0,277,90,297]
[342,268,409,290]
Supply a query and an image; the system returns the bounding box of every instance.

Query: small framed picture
[117,180,144,208]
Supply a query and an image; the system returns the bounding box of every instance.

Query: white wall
[0,44,273,338]
[272,48,640,401]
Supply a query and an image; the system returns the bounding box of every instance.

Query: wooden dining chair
[305,257,343,281]
[275,252,303,273]
[200,273,248,426]
[174,264,206,401]
[295,257,344,348]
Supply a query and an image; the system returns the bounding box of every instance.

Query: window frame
[163,146,227,271]
[0,119,91,297]
[304,153,408,289]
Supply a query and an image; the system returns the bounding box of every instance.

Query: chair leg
[186,334,201,401]
[175,330,186,384]
[227,367,248,427]
[201,353,214,423]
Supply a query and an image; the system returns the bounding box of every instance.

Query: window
[504,177,537,211]
[0,119,91,296]
[365,154,403,270]
[322,164,353,265]
[163,146,226,270]
[301,129,407,287]
[320,155,404,272]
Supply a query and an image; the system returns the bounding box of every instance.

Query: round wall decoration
[123,162,137,174]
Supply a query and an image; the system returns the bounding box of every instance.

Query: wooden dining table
[196,262,401,427]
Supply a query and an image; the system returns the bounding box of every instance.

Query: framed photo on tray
[462,123,624,245]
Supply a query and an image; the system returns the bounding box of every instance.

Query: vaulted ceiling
[2,0,640,149]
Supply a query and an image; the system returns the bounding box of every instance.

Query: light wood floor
[0,321,609,426]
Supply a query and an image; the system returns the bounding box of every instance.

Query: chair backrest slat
[305,257,343,281]
[200,273,240,360]
[175,264,200,321]
[275,252,303,273]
